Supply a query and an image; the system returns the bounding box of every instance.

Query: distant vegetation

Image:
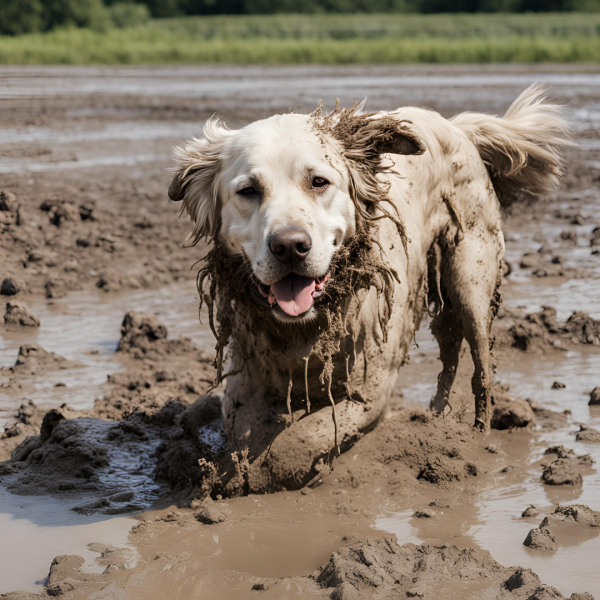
[1,0,600,36]
[2,12,600,63]
[0,0,150,36]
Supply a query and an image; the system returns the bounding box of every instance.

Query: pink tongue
[270,274,316,317]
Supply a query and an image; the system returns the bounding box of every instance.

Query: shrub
[0,0,47,35]
[110,2,151,27]
[43,0,112,31]
[0,0,111,35]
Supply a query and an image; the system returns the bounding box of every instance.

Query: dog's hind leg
[443,232,501,431]
[430,306,463,414]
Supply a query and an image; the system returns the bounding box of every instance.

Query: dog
[169,86,572,491]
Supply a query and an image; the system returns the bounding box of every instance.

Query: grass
[2,13,600,64]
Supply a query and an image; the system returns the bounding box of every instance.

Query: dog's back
[378,86,573,429]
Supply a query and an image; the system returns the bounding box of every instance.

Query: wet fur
[171,85,572,488]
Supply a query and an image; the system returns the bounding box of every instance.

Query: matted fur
[310,101,426,261]
[195,102,430,405]
[198,220,398,389]
[169,85,573,480]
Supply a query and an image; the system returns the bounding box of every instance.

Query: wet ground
[1,64,599,599]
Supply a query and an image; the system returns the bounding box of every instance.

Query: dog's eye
[237,186,257,196]
[312,177,329,189]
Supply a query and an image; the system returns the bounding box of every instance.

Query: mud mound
[491,390,536,429]
[0,393,227,511]
[0,401,82,463]
[118,312,167,354]
[0,345,78,455]
[0,543,139,599]
[544,445,593,462]
[524,526,557,553]
[502,307,600,352]
[6,344,77,376]
[212,408,481,497]
[312,536,585,599]
[0,277,24,296]
[93,313,215,420]
[154,395,226,491]
[40,198,81,227]
[3,301,39,327]
[542,455,588,486]
[524,505,600,558]
[115,311,213,367]
[551,504,600,527]
[0,190,20,230]
[0,415,162,513]
[575,425,600,443]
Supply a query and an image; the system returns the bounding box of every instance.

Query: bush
[44,0,112,31]
[0,0,47,35]
[0,0,111,35]
[110,2,151,27]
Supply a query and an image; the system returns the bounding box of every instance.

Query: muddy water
[0,281,212,430]
[390,191,600,597]
[0,488,137,595]
[391,338,600,597]
[1,65,600,597]
[3,65,600,176]
[391,187,600,596]
[0,282,214,594]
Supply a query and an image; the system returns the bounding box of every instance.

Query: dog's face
[170,112,424,323]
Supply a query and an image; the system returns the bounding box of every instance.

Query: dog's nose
[269,229,312,261]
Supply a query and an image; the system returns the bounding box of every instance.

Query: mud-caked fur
[170,85,572,489]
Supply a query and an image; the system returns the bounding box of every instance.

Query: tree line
[1,0,599,36]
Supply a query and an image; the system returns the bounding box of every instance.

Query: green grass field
[2,13,600,64]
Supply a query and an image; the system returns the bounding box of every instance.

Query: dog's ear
[169,118,233,244]
[351,117,426,157]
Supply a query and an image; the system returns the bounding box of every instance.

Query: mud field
[1,64,600,600]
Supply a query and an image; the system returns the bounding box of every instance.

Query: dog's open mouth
[257,273,330,317]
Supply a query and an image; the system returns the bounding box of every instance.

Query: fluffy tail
[451,84,574,206]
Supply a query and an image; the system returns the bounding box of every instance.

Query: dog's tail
[451,84,574,206]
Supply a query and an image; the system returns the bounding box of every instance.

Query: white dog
[169,86,571,490]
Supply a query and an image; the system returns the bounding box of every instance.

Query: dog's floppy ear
[169,118,234,244]
[351,117,426,157]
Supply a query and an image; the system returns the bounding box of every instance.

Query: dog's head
[170,109,425,323]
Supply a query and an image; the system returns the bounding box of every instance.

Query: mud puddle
[0,487,137,595]
[374,408,600,597]
[1,282,213,594]
[1,279,210,430]
[2,65,600,598]
[386,246,600,597]
[137,494,381,600]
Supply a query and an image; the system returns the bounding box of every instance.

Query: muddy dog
[169,86,572,491]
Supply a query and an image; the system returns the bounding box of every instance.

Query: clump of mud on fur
[197,223,397,391]
[194,101,429,454]
[310,99,425,258]
[197,101,426,382]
